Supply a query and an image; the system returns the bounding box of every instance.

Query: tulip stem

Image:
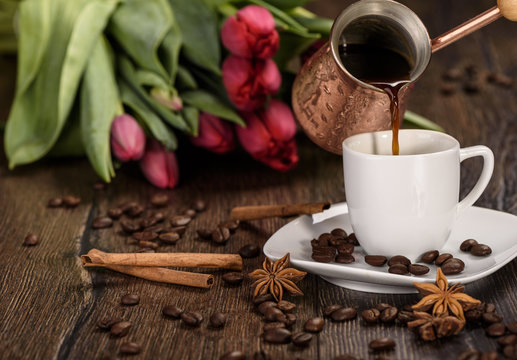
[403,110,446,132]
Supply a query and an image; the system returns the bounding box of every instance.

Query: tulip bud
[151,88,183,111]
[221,5,279,59]
[222,55,281,111]
[110,114,146,162]
[190,113,235,154]
[139,139,179,188]
[236,100,298,172]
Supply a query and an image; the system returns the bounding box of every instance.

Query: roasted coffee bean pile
[460,239,492,257]
[310,228,359,263]
[196,219,241,246]
[441,64,513,96]
[419,250,465,275]
[364,254,432,276]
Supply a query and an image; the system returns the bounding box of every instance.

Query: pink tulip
[139,139,179,188]
[190,113,235,154]
[221,5,279,59]
[222,55,281,111]
[236,100,298,172]
[110,114,146,162]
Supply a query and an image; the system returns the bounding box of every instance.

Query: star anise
[412,268,481,321]
[407,311,465,341]
[248,253,306,301]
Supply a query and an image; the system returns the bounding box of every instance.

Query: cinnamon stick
[90,264,214,288]
[81,249,242,270]
[229,202,331,221]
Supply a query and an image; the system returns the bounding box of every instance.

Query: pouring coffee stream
[292,0,517,155]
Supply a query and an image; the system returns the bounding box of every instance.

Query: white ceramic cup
[342,129,494,261]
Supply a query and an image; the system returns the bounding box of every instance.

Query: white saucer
[263,203,517,294]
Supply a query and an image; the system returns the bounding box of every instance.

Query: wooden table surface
[1,0,516,359]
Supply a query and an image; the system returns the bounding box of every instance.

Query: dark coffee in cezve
[339,43,412,155]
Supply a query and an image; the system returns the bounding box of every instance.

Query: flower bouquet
[1,0,438,187]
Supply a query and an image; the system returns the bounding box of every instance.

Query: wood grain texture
[0,0,516,359]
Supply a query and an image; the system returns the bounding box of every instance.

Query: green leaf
[292,16,333,37]
[181,90,244,126]
[274,32,319,70]
[403,110,445,132]
[135,68,172,91]
[262,0,310,10]
[5,0,119,168]
[247,0,306,33]
[49,108,85,157]
[176,65,198,90]
[168,0,221,74]
[181,106,199,136]
[119,78,178,151]
[118,55,190,133]
[80,37,119,182]
[158,12,182,81]
[108,0,173,80]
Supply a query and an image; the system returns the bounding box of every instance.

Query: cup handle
[457,145,494,214]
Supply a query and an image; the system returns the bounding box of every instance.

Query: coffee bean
[167,226,186,235]
[331,228,348,238]
[263,327,291,344]
[369,337,396,351]
[457,349,481,360]
[277,300,296,313]
[486,323,506,337]
[498,334,517,346]
[376,303,392,312]
[365,255,387,267]
[488,72,513,87]
[337,243,354,255]
[48,197,63,208]
[264,307,285,322]
[420,250,439,264]
[483,312,503,324]
[138,241,158,250]
[127,204,144,218]
[397,310,414,324]
[409,264,430,275]
[331,307,357,322]
[318,233,333,247]
[284,313,296,328]
[440,83,457,95]
[464,81,481,94]
[484,303,496,313]
[97,316,123,330]
[220,351,246,360]
[140,216,159,228]
[258,301,278,315]
[347,233,359,246]
[465,309,483,323]
[435,253,453,265]
[151,193,168,207]
[163,305,183,318]
[388,264,409,275]
[324,305,343,317]
[460,239,478,252]
[504,344,517,358]
[263,322,286,332]
[304,317,324,332]
[181,311,203,327]
[335,254,355,264]
[443,68,463,81]
[23,233,40,246]
[380,307,398,323]
[159,232,180,244]
[197,229,212,239]
[209,312,227,328]
[107,208,123,219]
[471,244,492,256]
[121,294,140,306]
[312,253,334,263]
[219,220,239,232]
[110,321,132,337]
[133,231,158,242]
[292,332,312,347]
[388,255,410,267]
[239,244,260,258]
[212,227,231,244]
[508,321,517,334]
[120,219,141,233]
[63,195,81,207]
[119,342,141,355]
[192,199,206,212]
[184,209,196,218]
[91,216,112,229]
[253,294,274,306]
[170,215,191,227]
[480,351,498,360]
[361,309,380,323]
[442,258,465,275]
[222,272,243,285]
